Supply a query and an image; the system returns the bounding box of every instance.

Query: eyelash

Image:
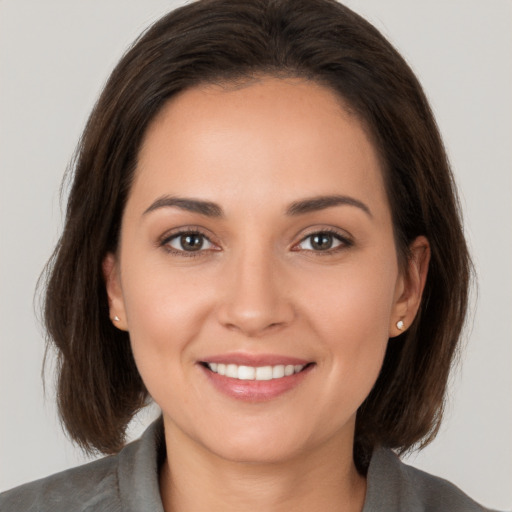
[293,228,353,255]
[160,228,217,258]
[159,227,353,257]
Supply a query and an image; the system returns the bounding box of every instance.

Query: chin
[204,433,307,465]
[195,413,349,466]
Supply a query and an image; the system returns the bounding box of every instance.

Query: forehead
[131,77,388,217]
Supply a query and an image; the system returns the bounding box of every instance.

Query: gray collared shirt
[0,418,491,511]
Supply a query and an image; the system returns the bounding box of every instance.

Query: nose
[216,246,295,337]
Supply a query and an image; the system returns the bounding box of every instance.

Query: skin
[104,77,429,512]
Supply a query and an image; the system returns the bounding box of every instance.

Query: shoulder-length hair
[43,0,471,470]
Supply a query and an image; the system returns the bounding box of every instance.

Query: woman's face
[105,77,423,463]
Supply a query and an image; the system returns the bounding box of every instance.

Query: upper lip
[200,353,312,367]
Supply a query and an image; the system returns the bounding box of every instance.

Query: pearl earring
[396,320,404,331]
[114,316,120,322]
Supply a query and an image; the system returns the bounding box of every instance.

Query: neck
[159,421,366,512]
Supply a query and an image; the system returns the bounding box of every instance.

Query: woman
[0,0,501,510]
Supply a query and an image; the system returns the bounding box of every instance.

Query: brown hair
[43,0,471,469]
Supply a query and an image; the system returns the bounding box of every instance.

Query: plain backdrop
[1,1,511,509]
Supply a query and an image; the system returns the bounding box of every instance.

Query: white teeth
[237,365,255,380]
[226,364,238,378]
[255,366,273,381]
[272,365,285,378]
[206,362,306,380]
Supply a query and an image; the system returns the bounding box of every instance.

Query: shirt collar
[117,416,166,512]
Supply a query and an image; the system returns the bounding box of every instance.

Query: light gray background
[1,1,511,509]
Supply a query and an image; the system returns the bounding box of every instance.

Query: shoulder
[0,417,165,512]
[364,448,493,512]
[0,453,122,512]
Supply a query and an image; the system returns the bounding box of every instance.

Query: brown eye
[296,231,349,252]
[166,232,213,252]
[180,234,204,251]
[310,233,334,250]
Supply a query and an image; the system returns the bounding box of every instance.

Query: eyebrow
[143,194,371,218]
[143,196,224,217]
[286,195,372,217]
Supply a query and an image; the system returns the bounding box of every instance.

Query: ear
[389,236,430,337]
[102,252,128,331]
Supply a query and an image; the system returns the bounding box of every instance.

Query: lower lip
[200,364,314,402]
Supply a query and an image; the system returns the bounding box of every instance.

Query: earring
[114,316,120,322]
[396,319,404,331]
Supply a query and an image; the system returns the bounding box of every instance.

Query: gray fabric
[0,419,165,512]
[0,418,492,511]
[363,447,491,512]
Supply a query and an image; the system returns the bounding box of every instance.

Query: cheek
[301,252,398,341]
[120,259,216,374]
[297,253,398,401]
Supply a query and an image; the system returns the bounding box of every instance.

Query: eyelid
[158,226,220,255]
[292,227,353,252]
[157,225,352,256]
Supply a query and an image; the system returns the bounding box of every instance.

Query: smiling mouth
[201,362,313,381]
